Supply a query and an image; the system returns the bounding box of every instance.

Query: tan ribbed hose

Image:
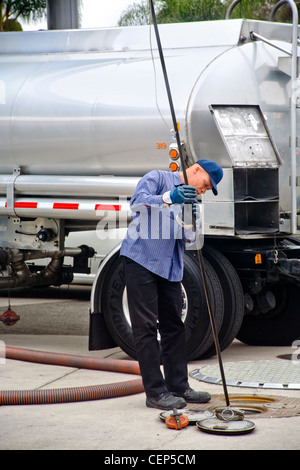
[0,346,144,405]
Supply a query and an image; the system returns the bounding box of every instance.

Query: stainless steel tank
[0,19,297,222]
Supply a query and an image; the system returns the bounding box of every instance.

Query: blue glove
[169,185,196,204]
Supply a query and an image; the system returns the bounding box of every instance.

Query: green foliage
[118,1,151,26]
[273,1,300,23]
[157,0,226,23]
[224,0,277,20]
[0,0,46,31]
[118,0,300,26]
[3,18,22,30]
[118,0,227,25]
[224,0,300,23]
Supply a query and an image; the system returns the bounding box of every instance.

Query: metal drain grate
[190,360,300,390]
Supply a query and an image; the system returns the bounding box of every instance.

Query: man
[120,159,223,410]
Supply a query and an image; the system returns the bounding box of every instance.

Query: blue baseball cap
[196,159,223,196]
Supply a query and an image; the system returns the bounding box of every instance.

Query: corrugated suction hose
[0,346,144,406]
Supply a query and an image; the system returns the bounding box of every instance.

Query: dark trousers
[123,256,189,398]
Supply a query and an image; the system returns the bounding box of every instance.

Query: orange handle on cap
[165,414,189,430]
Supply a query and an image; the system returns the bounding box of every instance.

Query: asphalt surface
[0,285,300,452]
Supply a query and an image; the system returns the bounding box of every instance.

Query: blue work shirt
[120,170,194,282]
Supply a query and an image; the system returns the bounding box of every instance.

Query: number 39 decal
[156,143,167,149]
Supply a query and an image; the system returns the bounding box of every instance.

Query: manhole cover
[190,360,300,390]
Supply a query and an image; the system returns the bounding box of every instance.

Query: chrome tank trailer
[0,19,297,235]
[1,18,300,358]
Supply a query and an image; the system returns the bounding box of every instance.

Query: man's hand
[163,185,196,204]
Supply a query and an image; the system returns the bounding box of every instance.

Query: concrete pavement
[0,286,299,451]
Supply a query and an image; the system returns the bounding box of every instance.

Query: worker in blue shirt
[120,159,223,410]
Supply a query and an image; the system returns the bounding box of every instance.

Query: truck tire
[189,245,245,357]
[183,252,224,360]
[101,252,224,361]
[237,282,300,345]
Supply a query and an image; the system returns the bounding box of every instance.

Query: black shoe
[174,387,211,404]
[146,392,187,410]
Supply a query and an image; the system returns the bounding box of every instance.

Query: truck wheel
[183,252,224,360]
[191,245,245,357]
[101,253,224,361]
[237,282,300,345]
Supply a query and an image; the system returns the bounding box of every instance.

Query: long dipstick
[149,0,230,408]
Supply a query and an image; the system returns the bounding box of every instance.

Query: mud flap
[88,311,117,350]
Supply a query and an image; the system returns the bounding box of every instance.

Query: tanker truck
[1,9,300,360]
